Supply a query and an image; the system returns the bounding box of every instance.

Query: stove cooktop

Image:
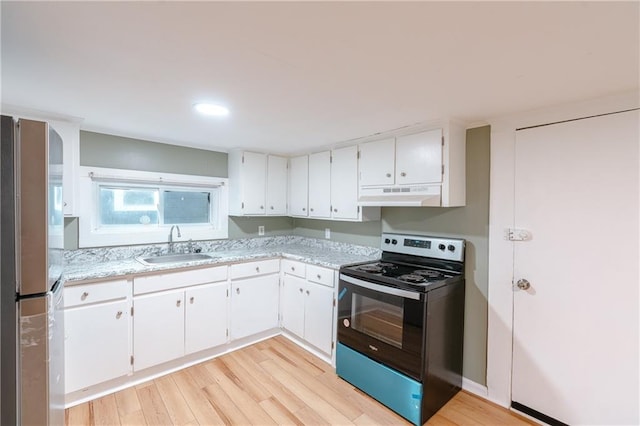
[342,260,459,289]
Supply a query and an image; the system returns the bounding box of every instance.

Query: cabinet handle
[299,288,303,293]
[81,292,89,301]
[176,300,181,307]
[317,274,322,280]
[236,288,240,295]
[255,266,260,273]
[63,201,68,207]
[270,206,274,210]
[400,172,406,177]
[260,205,264,209]
[302,208,306,211]
[333,208,338,212]
[190,297,195,304]
[291,266,295,271]
[306,290,310,295]
[386,173,391,178]
[116,311,123,319]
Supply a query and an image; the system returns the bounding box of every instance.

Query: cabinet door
[52,121,80,216]
[308,151,331,218]
[230,274,279,340]
[304,282,334,355]
[241,152,267,214]
[395,129,443,185]
[185,283,228,355]
[288,155,309,216]
[133,290,184,371]
[65,300,130,393]
[281,275,305,338]
[266,155,288,215]
[330,145,359,220]
[359,138,395,186]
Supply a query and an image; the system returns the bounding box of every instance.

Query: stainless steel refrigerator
[1,116,65,425]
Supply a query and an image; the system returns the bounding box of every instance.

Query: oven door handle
[339,274,421,300]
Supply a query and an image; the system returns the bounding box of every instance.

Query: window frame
[77,166,228,247]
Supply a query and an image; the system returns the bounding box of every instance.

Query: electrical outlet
[325,228,330,239]
[258,225,265,236]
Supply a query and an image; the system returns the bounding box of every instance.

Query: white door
[241,151,267,215]
[359,138,395,186]
[308,151,331,218]
[288,155,309,216]
[512,110,639,425]
[133,290,185,371]
[266,155,288,215]
[304,282,334,355]
[185,283,228,354]
[230,274,279,340]
[330,145,359,220]
[64,300,130,393]
[281,274,305,338]
[395,129,442,185]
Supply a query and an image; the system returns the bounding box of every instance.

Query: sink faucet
[168,225,181,253]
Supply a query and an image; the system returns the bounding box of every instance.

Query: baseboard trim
[462,377,488,398]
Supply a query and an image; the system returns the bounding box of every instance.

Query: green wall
[292,126,491,385]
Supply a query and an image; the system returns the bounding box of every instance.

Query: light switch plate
[258,226,265,236]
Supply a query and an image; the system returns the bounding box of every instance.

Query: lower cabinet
[64,279,131,393]
[280,260,335,355]
[132,267,229,371]
[230,260,280,340]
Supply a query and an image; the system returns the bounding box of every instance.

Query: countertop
[64,237,381,283]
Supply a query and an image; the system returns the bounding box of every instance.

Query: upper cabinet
[288,155,309,217]
[50,120,80,216]
[228,151,287,216]
[308,151,331,218]
[358,122,465,207]
[331,146,380,221]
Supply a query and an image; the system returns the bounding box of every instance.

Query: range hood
[358,185,442,207]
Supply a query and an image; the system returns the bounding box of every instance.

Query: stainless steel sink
[136,253,216,265]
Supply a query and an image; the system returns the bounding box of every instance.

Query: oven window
[351,294,404,348]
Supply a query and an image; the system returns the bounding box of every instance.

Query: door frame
[485,90,639,408]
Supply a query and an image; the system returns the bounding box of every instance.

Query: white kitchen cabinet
[280,260,335,355]
[358,138,395,187]
[133,266,229,371]
[330,145,380,221]
[288,155,309,217]
[64,279,131,393]
[64,298,130,393]
[308,151,331,218]
[358,122,466,207]
[230,259,280,340]
[133,289,185,371]
[52,120,80,216]
[228,151,288,216]
[185,283,228,355]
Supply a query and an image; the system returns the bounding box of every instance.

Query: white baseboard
[462,377,488,398]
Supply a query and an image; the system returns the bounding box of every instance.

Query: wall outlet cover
[325,228,330,239]
[258,225,265,236]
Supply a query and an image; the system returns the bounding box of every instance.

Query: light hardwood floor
[66,336,534,425]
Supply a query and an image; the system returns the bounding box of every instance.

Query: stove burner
[357,264,384,273]
[397,274,427,283]
[413,269,445,278]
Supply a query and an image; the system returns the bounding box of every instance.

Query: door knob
[516,279,531,290]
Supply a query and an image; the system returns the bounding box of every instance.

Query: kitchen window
[77,167,228,247]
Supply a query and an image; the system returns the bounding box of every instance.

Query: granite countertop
[64,237,381,283]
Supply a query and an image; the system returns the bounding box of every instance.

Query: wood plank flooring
[66,336,534,425]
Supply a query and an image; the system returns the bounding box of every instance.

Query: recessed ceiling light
[193,102,230,117]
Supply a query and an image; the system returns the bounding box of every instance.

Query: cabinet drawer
[230,259,280,279]
[65,279,128,308]
[306,265,334,287]
[134,266,227,295]
[281,259,305,278]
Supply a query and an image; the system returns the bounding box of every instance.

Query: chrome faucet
[168,225,181,253]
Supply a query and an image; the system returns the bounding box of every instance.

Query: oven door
[337,273,425,381]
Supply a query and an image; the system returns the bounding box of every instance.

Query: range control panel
[381,233,465,262]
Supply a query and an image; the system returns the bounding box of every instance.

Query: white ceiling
[1,1,638,154]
